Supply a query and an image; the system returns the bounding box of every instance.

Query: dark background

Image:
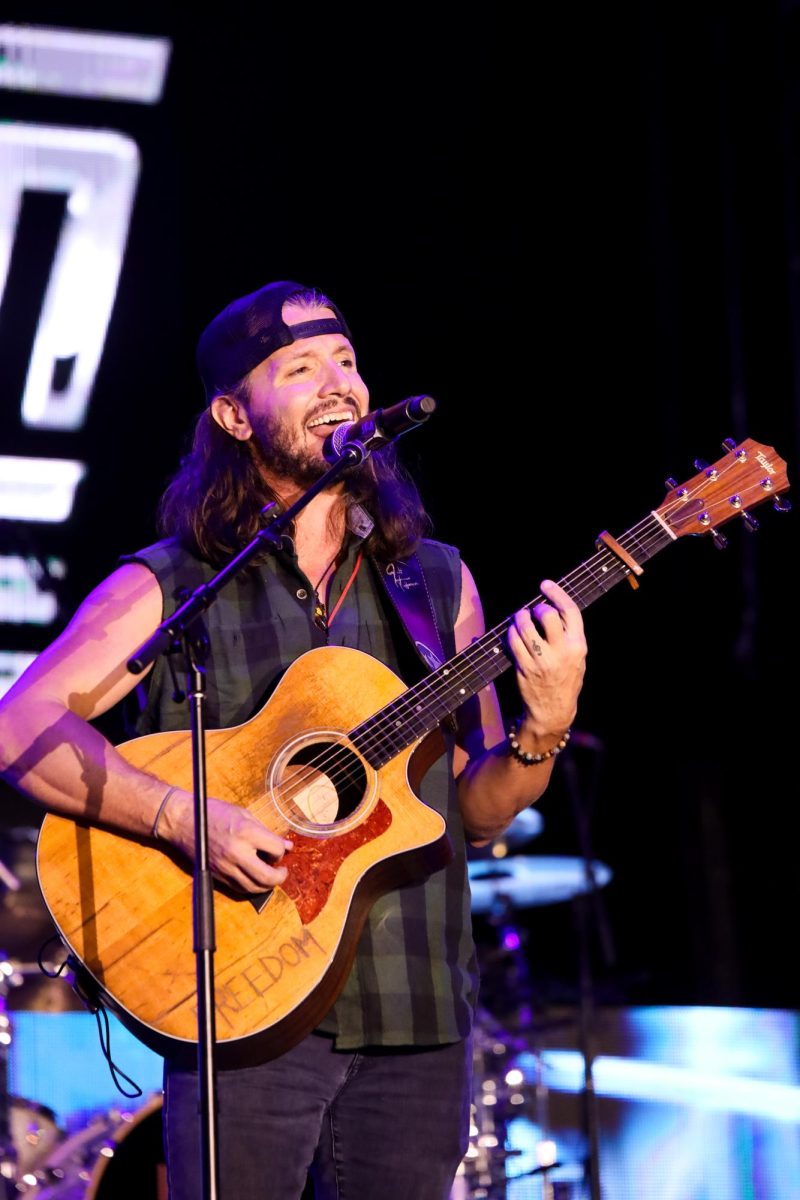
[1,3,798,1020]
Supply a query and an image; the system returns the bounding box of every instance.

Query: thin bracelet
[152,784,179,839]
[507,719,571,766]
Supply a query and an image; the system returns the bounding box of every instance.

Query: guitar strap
[371,553,449,673]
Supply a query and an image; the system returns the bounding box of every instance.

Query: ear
[210,393,253,441]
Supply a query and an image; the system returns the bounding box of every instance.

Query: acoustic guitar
[36,438,790,1065]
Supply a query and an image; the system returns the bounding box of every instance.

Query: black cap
[196,280,353,401]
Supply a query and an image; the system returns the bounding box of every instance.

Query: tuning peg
[741,510,760,533]
[710,528,728,550]
[773,495,792,513]
[722,438,749,462]
[694,458,710,471]
[665,476,678,489]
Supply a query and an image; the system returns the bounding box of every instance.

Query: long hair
[157,405,432,565]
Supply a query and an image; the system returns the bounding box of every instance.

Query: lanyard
[313,549,364,631]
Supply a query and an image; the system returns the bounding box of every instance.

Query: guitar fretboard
[350,513,674,768]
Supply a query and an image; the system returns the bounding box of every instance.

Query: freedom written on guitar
[36,437,790,1066]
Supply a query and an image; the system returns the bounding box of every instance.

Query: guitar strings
[260,462,770,816]
[265,514,697,816]
[258,526,652,819]
[263,524,658,815]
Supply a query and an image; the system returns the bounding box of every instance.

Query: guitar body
[36,646,452,1066]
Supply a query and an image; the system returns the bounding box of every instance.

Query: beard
[250,408,365,487]
[249,408,330,487]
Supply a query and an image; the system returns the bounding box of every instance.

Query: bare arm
[453,561,587,844]
[0,563,290,893]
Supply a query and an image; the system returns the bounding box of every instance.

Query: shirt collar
[347,502,374,540]
[279,502,373,558]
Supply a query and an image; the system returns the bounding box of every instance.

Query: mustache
[305,398,360,424]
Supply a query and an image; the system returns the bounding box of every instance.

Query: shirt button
[296,587,308,600]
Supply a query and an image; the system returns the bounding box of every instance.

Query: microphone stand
[126,437,371,1200]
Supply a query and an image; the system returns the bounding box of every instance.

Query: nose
[318,359,351,397]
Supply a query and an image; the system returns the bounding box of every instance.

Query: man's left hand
[507,578,587,738]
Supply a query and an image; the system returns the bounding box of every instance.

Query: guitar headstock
[655,438,791,541]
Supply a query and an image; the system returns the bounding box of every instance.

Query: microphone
[323,395,436,462]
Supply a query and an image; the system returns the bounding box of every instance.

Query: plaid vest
[122,526,478,1049]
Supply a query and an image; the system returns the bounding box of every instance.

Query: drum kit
[0,738,611,1200]
[454,735,613,1200]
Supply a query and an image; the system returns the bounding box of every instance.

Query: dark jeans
[163,1031,472,1200]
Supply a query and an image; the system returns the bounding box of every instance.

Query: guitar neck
[351,511,675,767]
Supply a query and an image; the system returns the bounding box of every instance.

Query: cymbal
[496,806,544,850]
[469,855,612,912]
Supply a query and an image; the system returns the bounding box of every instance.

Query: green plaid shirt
[123,517,478,1049]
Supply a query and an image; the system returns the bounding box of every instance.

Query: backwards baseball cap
[196,279,352,401]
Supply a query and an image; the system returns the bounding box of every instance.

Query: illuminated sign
[0,555,64,625]
[0,23,171,103]
[0,650,37,698]
[0,24,171,688]
[0,457,86,522]
[0,122,140,431]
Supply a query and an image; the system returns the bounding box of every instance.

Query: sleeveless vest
[121,529,478,1049]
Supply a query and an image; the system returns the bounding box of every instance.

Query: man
[0,280,587,1199]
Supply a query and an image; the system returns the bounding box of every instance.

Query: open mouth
[305,410,354,438]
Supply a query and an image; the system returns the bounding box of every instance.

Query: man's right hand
[0,561,294,894]
[159,789,293,894]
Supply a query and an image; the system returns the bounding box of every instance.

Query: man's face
[229,302,370,486]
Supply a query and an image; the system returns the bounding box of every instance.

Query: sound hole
[274,738,368,832]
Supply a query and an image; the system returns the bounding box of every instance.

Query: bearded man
[0,280,587,1199]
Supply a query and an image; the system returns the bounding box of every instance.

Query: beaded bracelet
[151,784,180,839]
[507,719,571,765]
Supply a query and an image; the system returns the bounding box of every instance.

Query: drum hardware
[455,1007,592,1200]
[8,1096,62,1174]
[452,1010,525,1200]
[16,1110,112,1197]
[16,1091,165,1199]
[465,744,611,1198]
[516,1049,565,1200]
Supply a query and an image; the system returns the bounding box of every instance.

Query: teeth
[307,412,352,429]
